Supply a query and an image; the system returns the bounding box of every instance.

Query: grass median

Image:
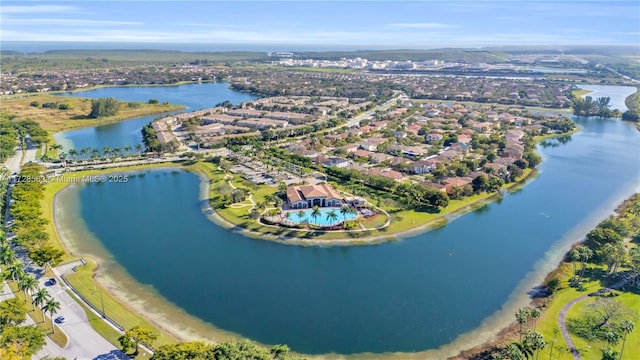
[8,281,68,348]
[63,258,176,348]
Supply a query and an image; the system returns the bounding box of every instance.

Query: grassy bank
[624,87,640,114]
[571,89,593,98]
[63,258,176,348]
[1,94,183,132]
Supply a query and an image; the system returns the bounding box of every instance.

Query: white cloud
[1,5,80,14]
[390,23,456,29]
[3,18,141,26]
[0,28,391,44]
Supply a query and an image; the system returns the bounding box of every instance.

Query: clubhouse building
[286,184,343,209]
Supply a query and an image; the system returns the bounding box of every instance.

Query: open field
[1,94,183,132]
[1,49,270,71]
[571,89,593,97]
[625,87,640,113]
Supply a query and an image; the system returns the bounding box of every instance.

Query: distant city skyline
[1,1,639,49]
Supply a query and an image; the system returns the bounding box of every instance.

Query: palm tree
[123,145,133,157]
[102,147,111,159]
[340,206,350,224]
[18,274,39,299]
[32,288,51,315]
[326,210,338,227]
[530,308,540,331]
[515,308,530,341]
[113,147,122,159]
[8,261,24,283]
[91,149,101,162]
[568,248,580,279]
[619,319,634,359]
[135,144,143,157]
[297,210,306,225]
[80,147,90,159]
[51,144,63,158]
[503,343,526,360]
[43,299,61,333]
[284,211,292,224]
[523,330,546,360]
[576,245,593,283]
[68,149,78,161]
[311,205,321,227]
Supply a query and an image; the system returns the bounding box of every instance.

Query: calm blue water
[579,84,637,112]
[52,83,256,151]
[288,208,357,226]
[55,85,640,354]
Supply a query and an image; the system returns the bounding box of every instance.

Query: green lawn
[572,89,594,97]
[566,292,640,360]
[533,263,640,360]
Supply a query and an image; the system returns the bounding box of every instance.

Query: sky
[1,1,639,49]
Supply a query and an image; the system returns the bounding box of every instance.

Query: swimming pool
[286,208,357,226]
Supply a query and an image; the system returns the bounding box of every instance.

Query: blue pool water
[287,208,357,226]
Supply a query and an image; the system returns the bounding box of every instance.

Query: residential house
[364,168,404,182]
[412,158,438,174]
[322,157,351,168]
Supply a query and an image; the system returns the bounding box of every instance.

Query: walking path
[557,276,633,360]
[225,173,256,210]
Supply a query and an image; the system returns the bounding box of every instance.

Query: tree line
[0,112,49,163]
[8,164,64,268]
[572,96,620,118]
[0,170,63,358]
[150,339,305,360]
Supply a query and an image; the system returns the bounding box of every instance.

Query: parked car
[55,315,66,323]
[47,278,57,286]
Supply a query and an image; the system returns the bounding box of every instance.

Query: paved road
[4,149,23,174]
[557,276,633,360]
[37,270,128,360]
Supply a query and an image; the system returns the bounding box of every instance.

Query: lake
[579,84,637,112]
[52,83,256,151]
[54,85,640,355]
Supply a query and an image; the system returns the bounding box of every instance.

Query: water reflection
[540,135,572,148]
